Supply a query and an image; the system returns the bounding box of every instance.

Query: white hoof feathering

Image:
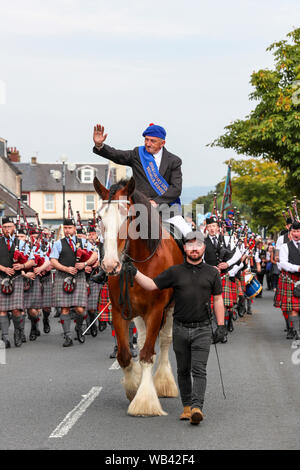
[154,308,178,397]
[127,362,167,416]
[122,359,142,402]
[154,361,178,398]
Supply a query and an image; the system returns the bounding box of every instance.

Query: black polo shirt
[154,260,222,323]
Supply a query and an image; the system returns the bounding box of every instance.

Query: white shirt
[153,148,163,170]
[276,234,284,250]
[279,240,300,273]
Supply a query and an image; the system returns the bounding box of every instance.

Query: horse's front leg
[113,312,141,402]
[154,306,178,398]
[127,313,167,417]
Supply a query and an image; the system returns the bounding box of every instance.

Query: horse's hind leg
[154,307,178,398]
[127,316,166,416]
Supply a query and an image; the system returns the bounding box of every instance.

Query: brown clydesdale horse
[93,176,183,416]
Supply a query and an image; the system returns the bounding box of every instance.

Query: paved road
[1,289,300,450]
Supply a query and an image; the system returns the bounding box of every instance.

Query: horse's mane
[108,179,161,253]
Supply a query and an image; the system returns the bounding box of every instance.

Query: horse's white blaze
[154,307,178,398]
[100,203,126,272]
[127,362,167,416]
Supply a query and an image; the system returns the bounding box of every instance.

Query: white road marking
[49,386,102,439]
[109,360,120,370]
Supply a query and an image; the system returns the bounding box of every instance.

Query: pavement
[1,289,300,450]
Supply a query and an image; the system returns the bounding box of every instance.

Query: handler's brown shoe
[180,406,191,420]
[190,408,204,425]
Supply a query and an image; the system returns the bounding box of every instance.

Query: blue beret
[142,123,166,140]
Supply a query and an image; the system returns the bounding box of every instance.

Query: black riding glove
[212,325,227,344]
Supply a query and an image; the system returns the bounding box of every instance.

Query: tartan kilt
[87,280,101,311]
[221,274,237,308]
[41,274,53,308]
[274,271,300,313]
[240,271,247,293]
[52,270,87,308]
[97,283,112,322]
[0,274,24,311]
[236,279,244,297]
[23,276,43,309]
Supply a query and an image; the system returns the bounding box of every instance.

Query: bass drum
[245,277,262,299]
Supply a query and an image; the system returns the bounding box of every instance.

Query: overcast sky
[0,0,299,187]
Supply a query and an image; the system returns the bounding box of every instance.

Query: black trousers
[173,321,211,411]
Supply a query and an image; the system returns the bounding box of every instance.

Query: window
[44,194,55,212]
[21,193,29,205]
[86,194,95,211]
[82,168,94,183]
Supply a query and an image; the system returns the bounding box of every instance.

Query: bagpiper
[50,218,98,347]
[275,220,300,339]
[22,228,53,340]
[204,216,242,337]
[0,217,30,348]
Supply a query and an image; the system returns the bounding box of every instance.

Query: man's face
[184,240,205,262]
[76,233,86,239]
[291,228,300,242]
[88,231,97,243]
[144,136,165,155]
[2,223,15,237]
[206,223,219,237]
[64,225,76,237]
[17,234,26,242]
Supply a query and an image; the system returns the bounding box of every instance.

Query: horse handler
[128,231,226,425]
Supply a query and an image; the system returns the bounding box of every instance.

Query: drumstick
[82,301,111,336]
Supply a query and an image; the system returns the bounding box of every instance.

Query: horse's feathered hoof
[154,363,178,398]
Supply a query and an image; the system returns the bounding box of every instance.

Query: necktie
[212,236,218,248]
[6,238,10,251]
[68,238,75,252]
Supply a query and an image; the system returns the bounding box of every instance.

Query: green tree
[210,28,300,194]
[225,158,294,234]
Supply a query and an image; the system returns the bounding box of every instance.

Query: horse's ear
[93,177,109,200]
[125,177,135,197]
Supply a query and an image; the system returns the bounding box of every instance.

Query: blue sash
[138,146,181,206]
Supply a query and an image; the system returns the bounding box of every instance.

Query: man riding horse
[93,122,191,238]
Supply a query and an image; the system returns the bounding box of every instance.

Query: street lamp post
[60,155,68,221]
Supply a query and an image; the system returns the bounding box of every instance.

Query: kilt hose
[221,274,237,308]
[87,279,101,311]
[97,283,112,322]
[274,271,300,314]
[0,274,24,311]
[40,273,53,308]
[24,276,43,309]
[52,270,87,308]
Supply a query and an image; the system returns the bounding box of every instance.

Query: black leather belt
[174,319,210,328]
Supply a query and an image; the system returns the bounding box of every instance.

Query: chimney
[7,147,20,162]
[31,156,37,165]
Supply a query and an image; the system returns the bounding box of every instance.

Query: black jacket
[93,144,182,206]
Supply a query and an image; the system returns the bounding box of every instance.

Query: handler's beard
[186,251,203,263]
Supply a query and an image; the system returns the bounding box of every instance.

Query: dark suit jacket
[93,144,182,205]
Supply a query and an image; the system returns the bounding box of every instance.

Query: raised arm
[93,123,134,167]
